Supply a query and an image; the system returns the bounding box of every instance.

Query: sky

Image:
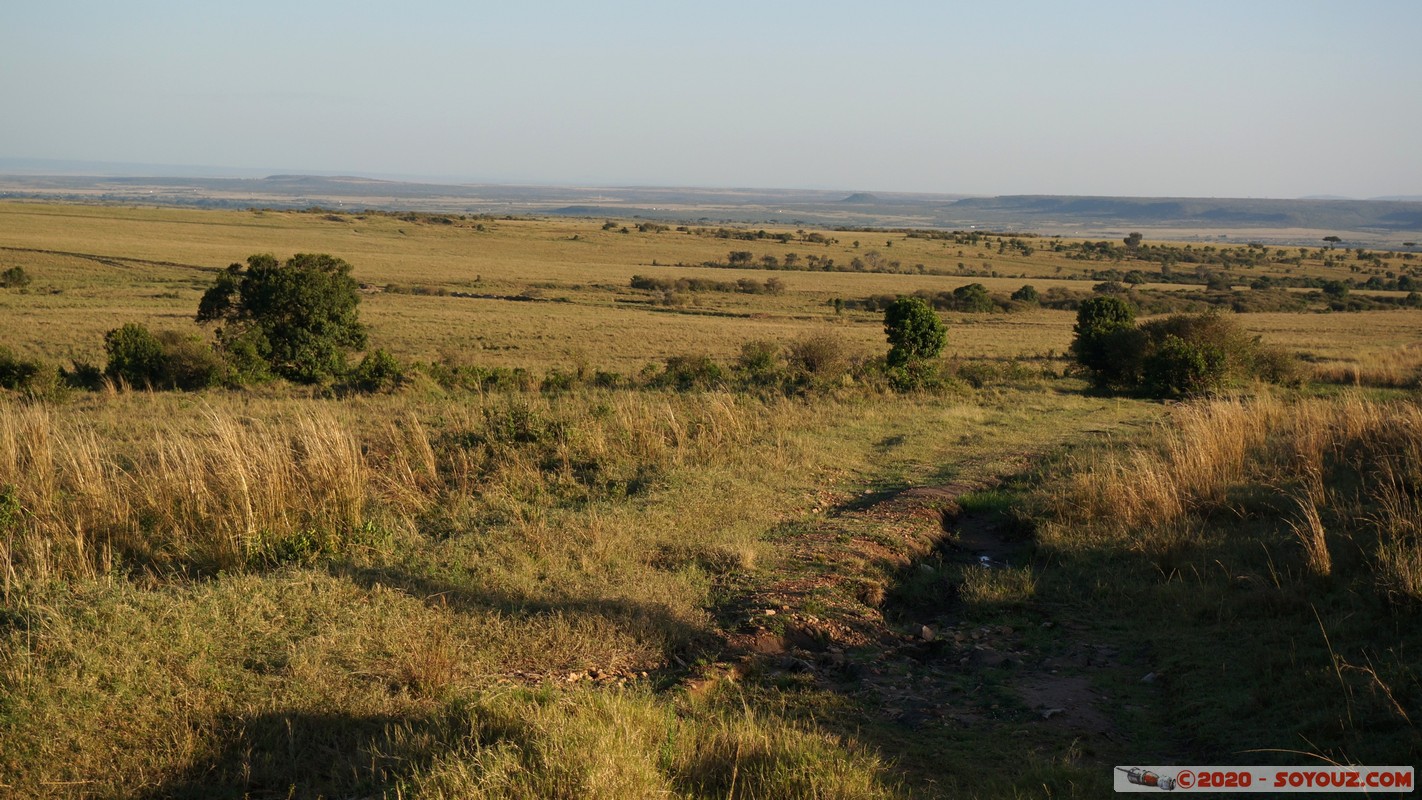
[3,1,1420,198]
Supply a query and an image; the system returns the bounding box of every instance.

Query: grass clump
[1036,392,1422,766]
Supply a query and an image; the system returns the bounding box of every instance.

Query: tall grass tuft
[1045,392,1422,602]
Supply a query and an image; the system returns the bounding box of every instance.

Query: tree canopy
[197,253,367,383]
[883,296,946,366]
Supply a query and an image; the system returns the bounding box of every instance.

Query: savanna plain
[0,201,1419,798]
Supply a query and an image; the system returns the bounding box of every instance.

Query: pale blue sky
[3,1,1419,197]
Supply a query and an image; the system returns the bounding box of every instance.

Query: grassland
[0,201,1418,798]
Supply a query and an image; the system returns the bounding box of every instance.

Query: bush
[156,330,230,389]
[348,349,405,393]
[883,296,946,366]
[1011,284,1040,304]
[1141,334,1228,397]
[0,347,58,397]
[654,354,725,391]
[0,266,31,289]
[735,340,782,386]
[1073,307,1295,398]
[104,324,230,390]
[787,331,850,379]
[1071,296,1136,388]
[949,283,995,312]
[104,323,167,388]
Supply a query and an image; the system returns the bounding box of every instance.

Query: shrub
[735,340,782,386]
[104,323,167,388]
[654,354,725,391]
[0,347,58,396]
[1071,296,1137,388]
[1011,284,1040,304]
[1141,334,1228,397]
[0,266,31,289]
[787,331,850,379]
[157,330,230,389]
[1074,307,1295,398]
[540,368,578,394]
[883,296,946,366]
[348,349,405,393]
[949,283,995,312]
[104,324,230,390]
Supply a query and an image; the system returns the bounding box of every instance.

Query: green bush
[1011,284,1040,304]
[1070,296,1137,389]
[104,323,167,388]
[1073,307,1296,398]
[654,354,726,391]
[735,340,782,386]
[883,296,946,366]
[104,324,230,390]
[949,283,995,312]
[0,266,31,289]
[1141,335,1228,398]
[348,349,405,393]
[0,347,59,397]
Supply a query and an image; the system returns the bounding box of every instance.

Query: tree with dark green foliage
[1010,284,1040,304]
[883,296,946,366]
[197,253,367,383]
[949,283,995,312]
[1071,296,1137,388]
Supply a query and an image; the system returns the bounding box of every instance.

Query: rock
[764,609,776,616]
[972,648,1008,668]
[1141,672,1159,684]
[920,625,936,642]
[1041,707,1066,720]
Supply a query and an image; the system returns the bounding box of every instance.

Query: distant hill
[0,170,1418,242]
[938,195,1422,232]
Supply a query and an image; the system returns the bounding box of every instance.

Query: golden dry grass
[1045,393,1422,601]
[3,201,1417,372]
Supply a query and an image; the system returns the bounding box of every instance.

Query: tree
[1071,296,1137,388]
[1123,232,1143,249]
[950,283,995,312]
[1011,284,1040,304]
[197,253,367,383]
[1323,235,1342,249]
[883,296,946,366]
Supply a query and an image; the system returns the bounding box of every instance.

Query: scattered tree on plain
[197,253,367,383]
[883,296,946,366]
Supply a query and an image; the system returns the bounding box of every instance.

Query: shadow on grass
[331,562,723,671]
[133,707,477,800]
